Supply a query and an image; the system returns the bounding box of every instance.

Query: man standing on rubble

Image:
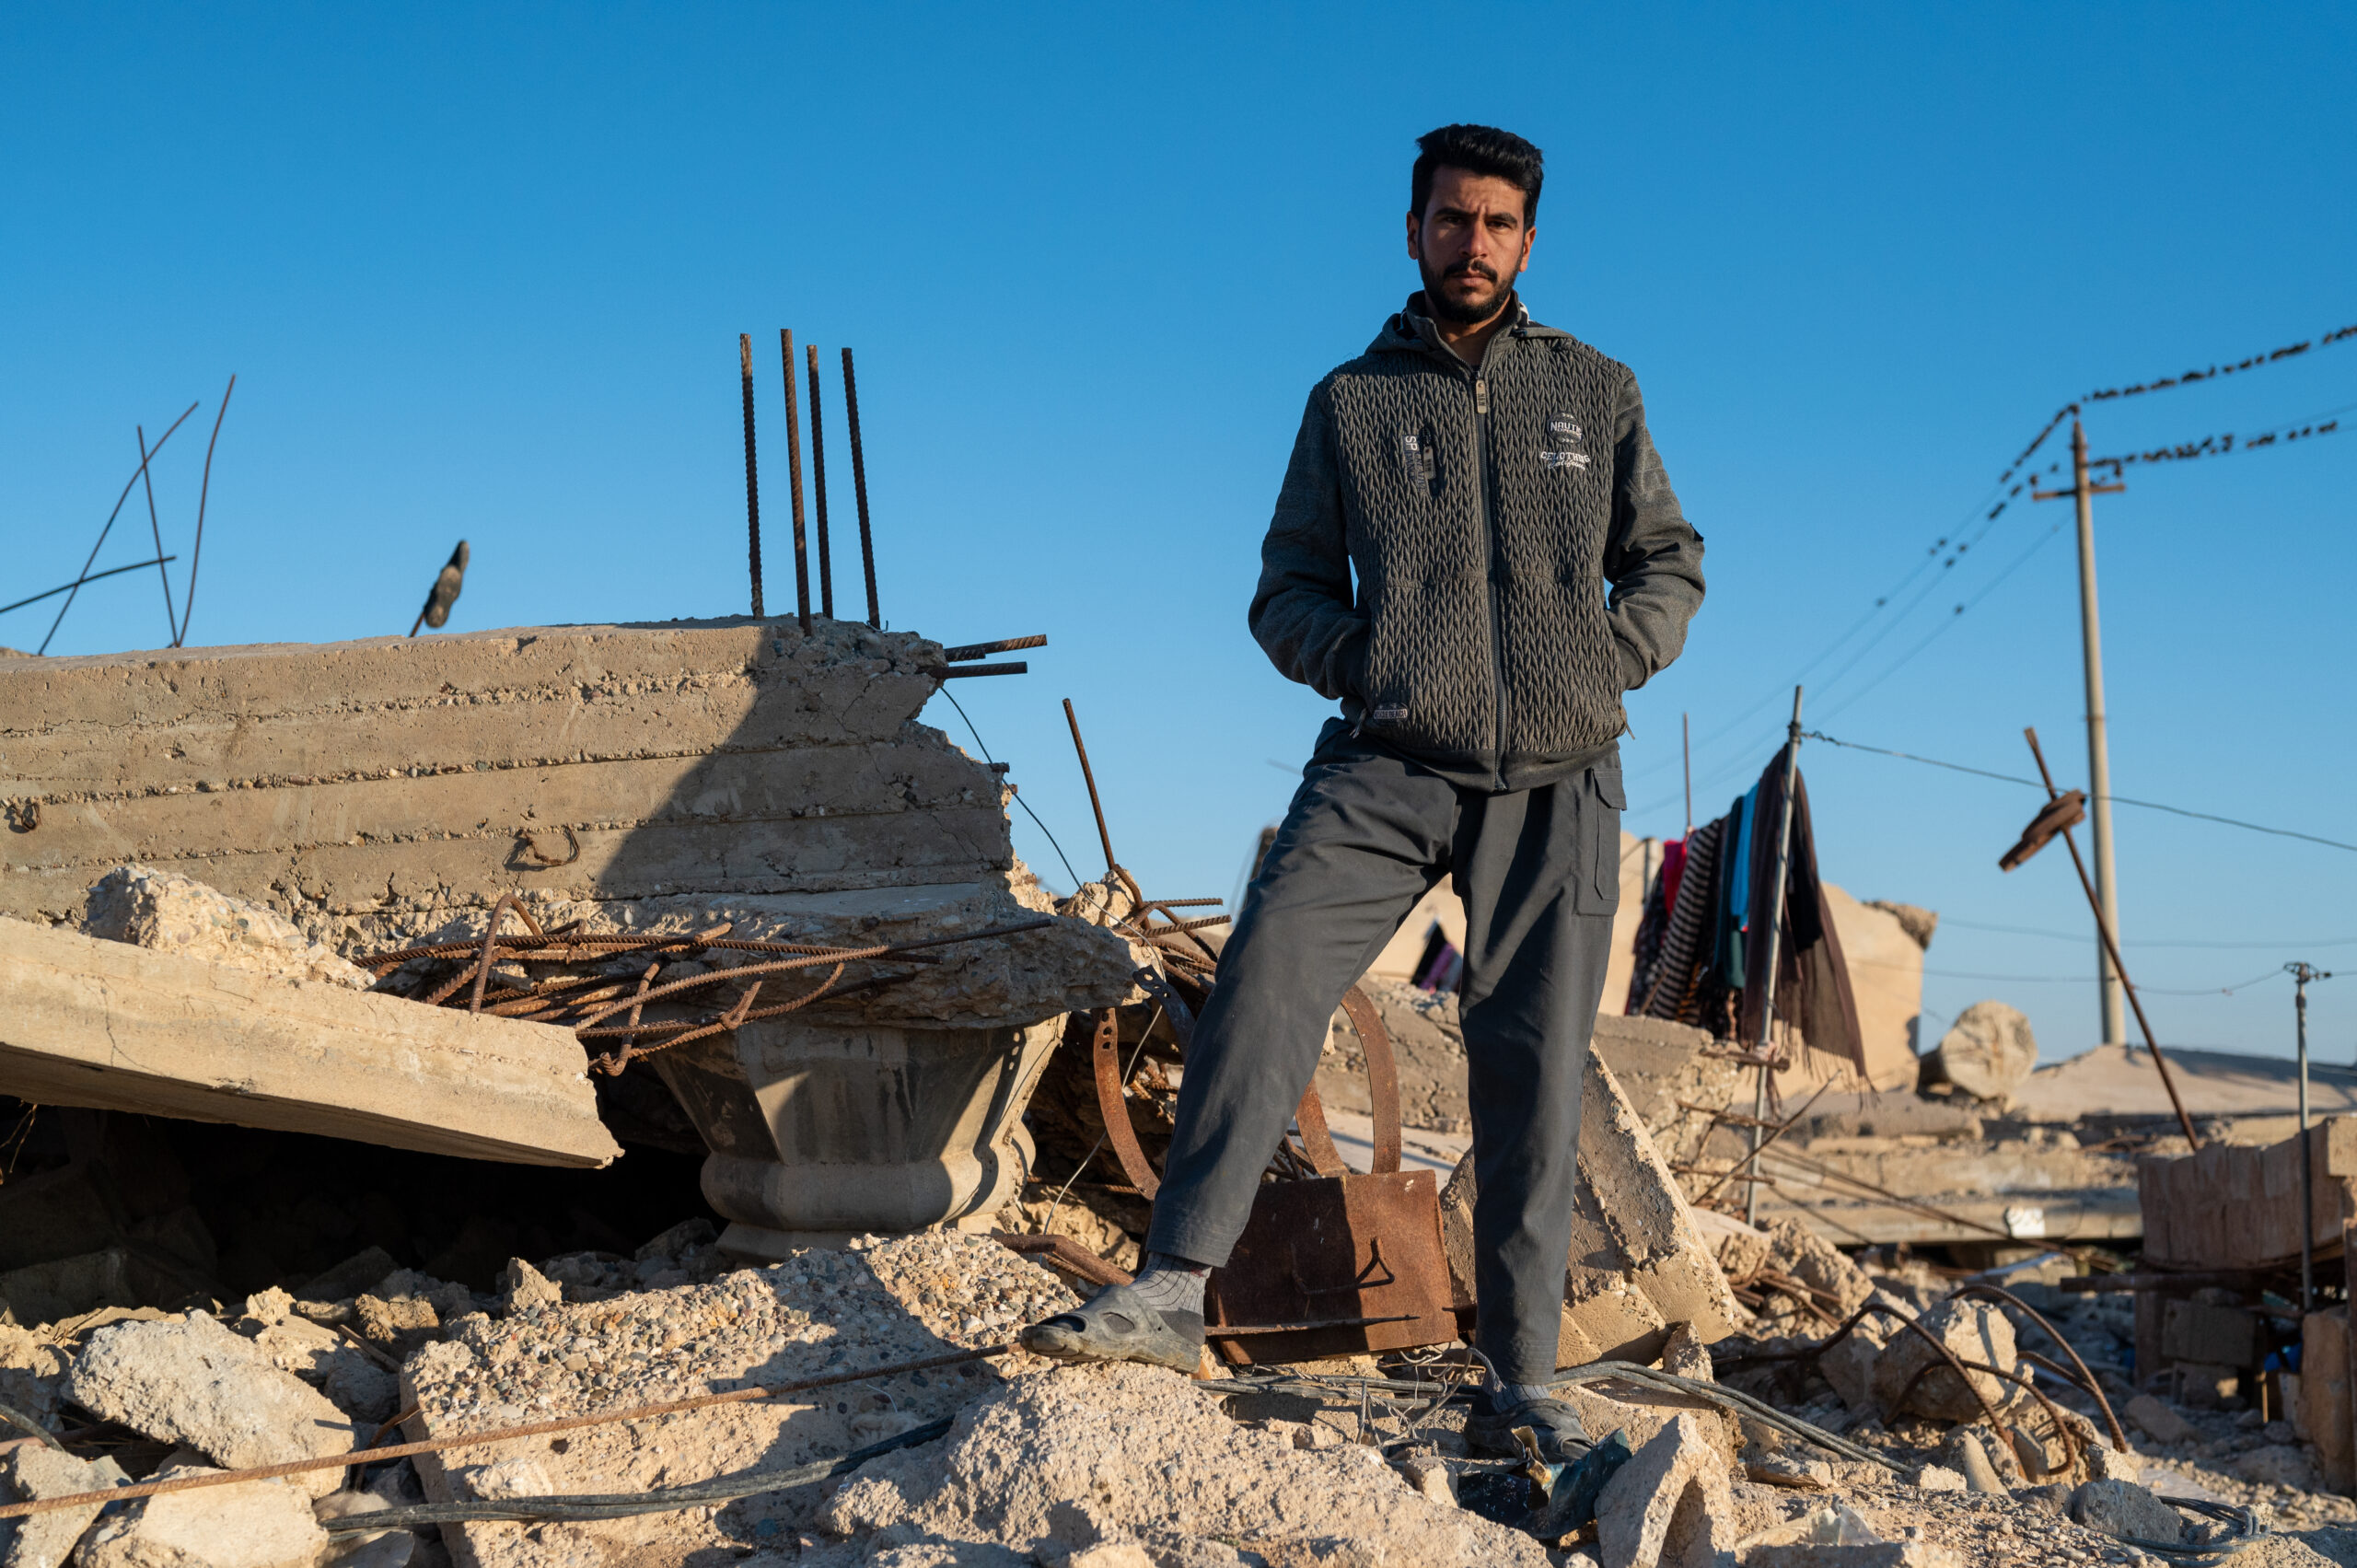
[1025,123,1705,1462]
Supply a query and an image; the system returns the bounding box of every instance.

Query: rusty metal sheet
[1204,1166,1458,1365]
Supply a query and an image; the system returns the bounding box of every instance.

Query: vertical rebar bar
[739,336,763,619]
[177,375,236,647]
[842,346,880,629]
[1062,698,1120,876]
[134,425,179,644]
[779,331,812,636]
[805,343,834,621]
[1746,687,1805,1226]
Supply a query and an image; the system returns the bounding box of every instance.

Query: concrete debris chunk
[811,1361,1552,1567]
[83,865,374,990]
[1939,1428,2011,1493]
[0,1328,70,1428]
[78,1461,327,1568]
[1756,1217,1875,1323]
[1820,1295,1898,1412]
[2069,1478,2187,1545]
[496,1257,562,1314]
[1913,1464,1966,1492]
[2,1443,129,1568]
[296,1248,400,1305]
[1592,1411,1734,1568]
[64,1314,360,1499]
[1921,1000,2038,1103]
[1869,1298,2017,1423]
[2125,1391,2198,1446]
[2233,1443,2318,1489]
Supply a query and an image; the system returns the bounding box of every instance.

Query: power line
[1889,961,2288,996]
[2090,407,2348,472]
[1801,729,2357,854]
[1939,916,2357,951]
[935,685,1084,892]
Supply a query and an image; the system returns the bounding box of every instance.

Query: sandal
[1464,1391,1594,1465]
[1018,1283,1204,1373]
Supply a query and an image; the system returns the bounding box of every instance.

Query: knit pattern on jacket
[1249,297,1706,790]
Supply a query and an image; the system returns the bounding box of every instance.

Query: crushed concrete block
[322,1354,397,1424]
[84,865,374,989]
[0,1247,138,1327]
[2,1443,129,1568]
[65,1314,360,1498]
[2084,1440,2141,1482]
[1743,1453,1832,1490]
[1659,1321,1713,1382]
[1396,1455,1456,1505]
[495,1258,561,1314]
[2126,1392,2197,1446]
[1914,1464,1966,1492]
[80,1461,327,1568]
[2070,1478,2186,1545]
[1593,1411,1734,1568]
[1757,1217,1875,1321]
[1869,1298,2017,1422]
[1922,1000,2038,1102]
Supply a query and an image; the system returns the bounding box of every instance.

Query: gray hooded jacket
[1248,295,1706,793]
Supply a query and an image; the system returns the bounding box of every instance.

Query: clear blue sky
[6,5,2351,1068]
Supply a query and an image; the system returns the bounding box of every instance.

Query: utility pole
[2289,961,2335,1312]
[2033,418,2128,1050]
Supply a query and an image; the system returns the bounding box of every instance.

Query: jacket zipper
[1473,370,1508,790]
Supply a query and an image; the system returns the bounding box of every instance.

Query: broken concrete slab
[1593,1411,1735,1568]
[64,1314,360,1498]
[1,1443,128,1568]
[2068,1478,2186,1545]
[0,917,619,1167]
[84,864,371,989]
[78,1459,326,1568]
[1440,1052,1743,1367]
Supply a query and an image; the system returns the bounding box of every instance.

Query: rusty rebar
[805,343,833,620]
[1062,698,1119,877]
[842,346,879,629]
[39,401,198,655]
[2024,727,2200,1148]
[779,330,812,635]
[738,335,763,619]
[1695,1079,1831,1204]
[177,374,234,647]
[1950,1283,2127,1452]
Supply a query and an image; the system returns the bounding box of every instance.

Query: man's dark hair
[1411,123,1543,226]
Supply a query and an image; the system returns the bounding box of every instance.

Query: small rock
[322,1355,397,1424]
[1659,1322,1713,1383]
[240,1287,295,1328]
[2084,1441,2142,1483]
[1822,1300,1897,1412]
[65,1316,360,1500]
[1914,1465,1966,1492]
[1942,1429,2010,1493]
[2124,1393,2198,1446]
[1744,1454,1832,1490]
[1062,1546,1153,1568]
[1923,1000,2038,1101]
[2071,1479,2186,1545]
[1594,1411,1733,1568]
[3,1443,129,1568]
[1396,1456,1455,1506]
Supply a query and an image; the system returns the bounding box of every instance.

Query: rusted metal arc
[1339,985,1402,1177]
[0,1344,1019,1523]
[1291,1085,1350,1178]
[469,892,542,1013]
[1090,1009,1161,1198]
[594,976,786,1074]
[2023,727,2200,1149]
[1887,1353,2079,1481]
[572,947,889,1033]
[1695,1078,1832,1204]
[1950,1283,2127,1453]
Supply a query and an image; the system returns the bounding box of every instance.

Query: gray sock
[1127,1252,1210,1318]
[1489,1376,1553,1411]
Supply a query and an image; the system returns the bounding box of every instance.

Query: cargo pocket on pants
[1575,766,1625,914]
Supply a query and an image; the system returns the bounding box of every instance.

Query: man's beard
[1420,255,1517,325]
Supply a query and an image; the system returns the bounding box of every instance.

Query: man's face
[1406,167,1535,325]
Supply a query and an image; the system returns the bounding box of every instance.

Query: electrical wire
[1940,917,2357,951]
[1801,730,2357,854]
[936,685,1084,890]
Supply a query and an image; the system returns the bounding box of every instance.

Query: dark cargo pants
[1145,720,1623,1384]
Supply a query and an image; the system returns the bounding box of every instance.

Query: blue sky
[5,5,2351,1067]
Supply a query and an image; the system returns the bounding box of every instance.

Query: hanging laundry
[1735,748,1867,1079]
[1623,838,1688,1007]
[1630,817,1723,1020]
